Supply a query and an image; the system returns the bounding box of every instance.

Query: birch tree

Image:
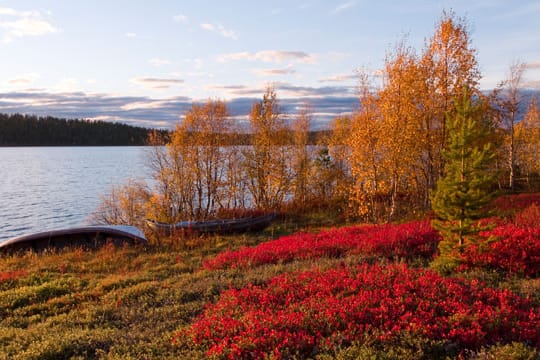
[290,105,313,207]
[422,10,480,181]
[498,60,526,190]
[516,96,540,188]
[244,86,290,210]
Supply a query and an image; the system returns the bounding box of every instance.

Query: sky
[0,0,539,129]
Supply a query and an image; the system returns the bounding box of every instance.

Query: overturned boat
[146,213,276,236]
[0,225,148,254]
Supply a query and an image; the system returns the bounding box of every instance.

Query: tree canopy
[0,113,164,146]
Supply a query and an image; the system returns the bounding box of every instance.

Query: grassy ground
[0,214,352,359]
[1,210,539,359]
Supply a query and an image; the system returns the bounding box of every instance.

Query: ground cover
[1,194,539,359]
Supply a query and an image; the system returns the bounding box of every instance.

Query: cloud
[131,77,185,89]
[125,32,137,38]
[525,61,540,70]
[7,73,39,85]
[0,8,19,16]
[219,50,315,64]
[332,1,357,14]
[200,22,238,39]
[274,83,354,97]
[254,66,296,76]
[0,7,58,43]
[121,100,172,111]
[523,80,540,89]
[0,85,362,130]
[210,82,353,98]
[208,84,261,97]
[200,23,214,31]
[0,90,194,128]
[173,14,189,24]
[319,73,358,83]
[149,58,172,67]
[8,79,31,85]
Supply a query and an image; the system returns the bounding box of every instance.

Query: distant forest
[0,113,331,146]
[0,113,166,146]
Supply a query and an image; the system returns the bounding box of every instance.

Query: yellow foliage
[516,97,540,177]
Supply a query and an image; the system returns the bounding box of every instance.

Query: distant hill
[0,113,167,146]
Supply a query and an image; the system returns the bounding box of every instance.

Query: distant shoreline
[0,113,167,147]
[0,145,152,147]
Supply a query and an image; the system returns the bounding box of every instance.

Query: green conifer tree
[430,86,496,264]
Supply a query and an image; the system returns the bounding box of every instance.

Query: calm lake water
[0,147,149,242]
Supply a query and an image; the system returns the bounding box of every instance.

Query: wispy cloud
[525,61,540,70]
[7,73,39,85]
[219,50,315,64]
[275,82,354,98]
[200,23,214,31]
[319,73,357,83]
[173,14,189,24]
[0,7,58,43]
[148,58,172,67]
[131,77,184,89]
[331,1,357,14]
[0,90,193,128]
[523,80,540,89]
[125,32,137,38]
[0,8,19,16]
[0,89,359,129]
[254,66,296,76]
[210,82,353,98]
[209,84,260,96]
[200,22,238,39]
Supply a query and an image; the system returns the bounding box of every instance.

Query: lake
[0,147,149,242]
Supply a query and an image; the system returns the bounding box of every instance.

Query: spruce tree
[430,86,496,263]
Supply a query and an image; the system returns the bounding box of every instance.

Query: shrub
[461,224,540,277]
[176,263,540,359]
[203,221,440,270]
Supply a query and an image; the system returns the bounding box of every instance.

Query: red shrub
[462,224,540,276]
[203,221,440,270]
[176,263,540,358]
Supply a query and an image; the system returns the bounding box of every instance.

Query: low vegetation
[178,263,539,359]
[2,194,540,359]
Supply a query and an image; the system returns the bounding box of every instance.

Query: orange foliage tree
[347,11,482,220]
[516,96,540,188]
[243,86,291,210]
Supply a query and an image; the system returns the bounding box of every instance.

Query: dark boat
[145,213,276,236]
[0,225,148,254]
